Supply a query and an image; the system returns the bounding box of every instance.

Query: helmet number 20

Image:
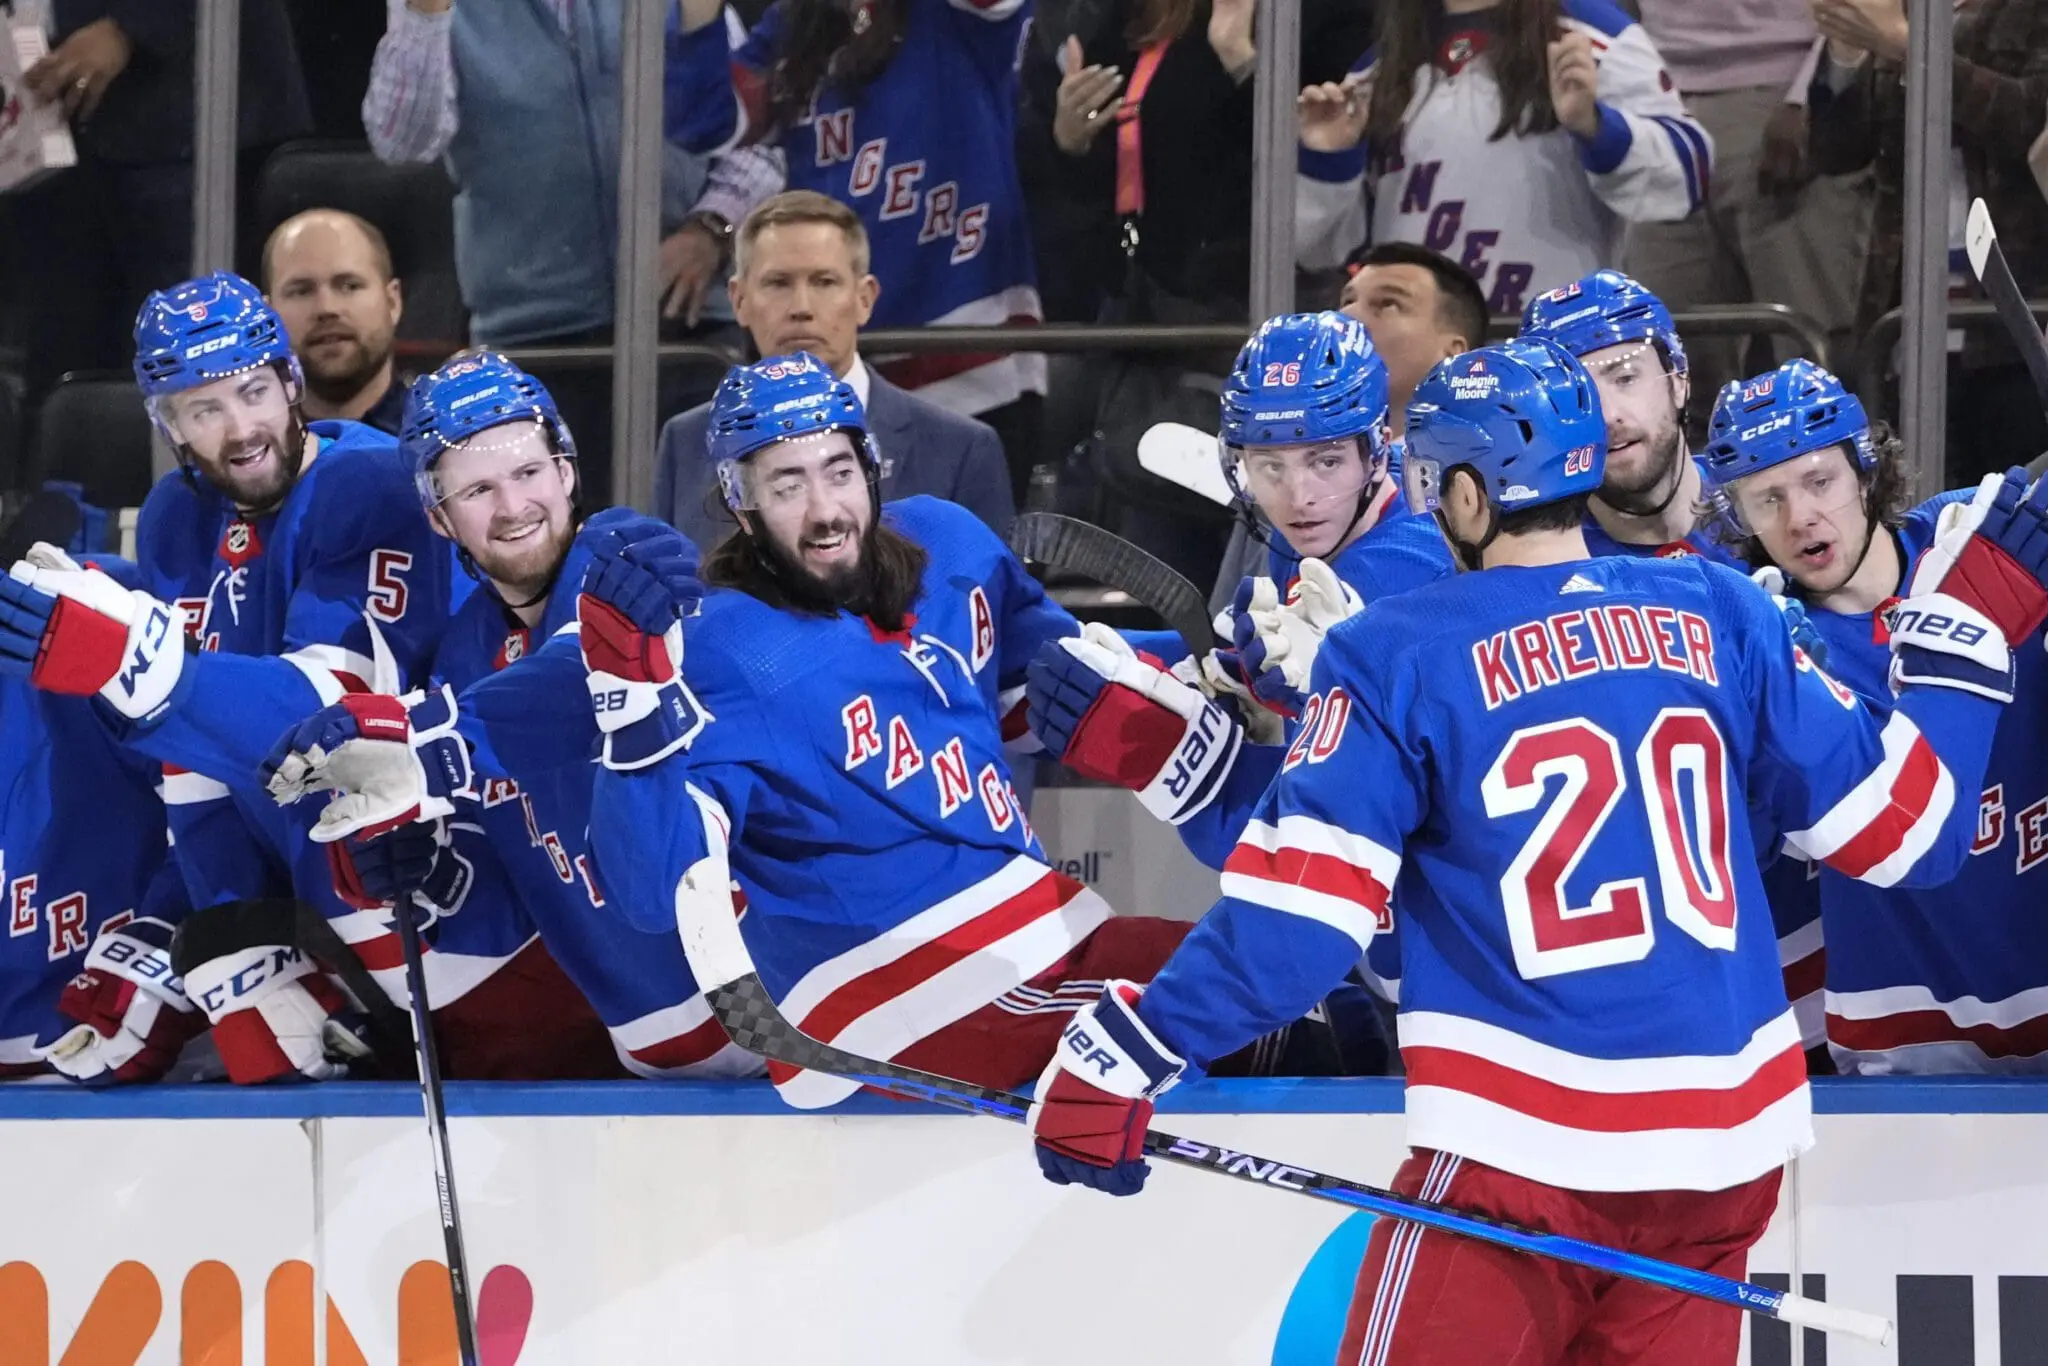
[1481,710,1736,981]
[1262,361,1302,387]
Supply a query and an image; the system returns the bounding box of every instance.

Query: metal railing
[480,304,1833,512]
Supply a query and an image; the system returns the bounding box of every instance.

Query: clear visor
[1223,437,1374,510]
[718,429,867,513]
[1402,454,1442,516]
[1714,450,1864,538]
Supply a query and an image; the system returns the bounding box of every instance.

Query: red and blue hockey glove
[40,917,204,1086]
[0,544,187,720]
[262,686,476,843]
[1230,559,1362,719]
[171,901,377,1085]
[1881,469,2048,700]
[1026,623,1241,825]
[1905,468,2048,641]
[1027,981,1185,1197]
[1751,567,1830,670]
[327,818,474,930]
[579,524,708,770]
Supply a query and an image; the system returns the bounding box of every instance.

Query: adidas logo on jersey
[1559,573,1602,595]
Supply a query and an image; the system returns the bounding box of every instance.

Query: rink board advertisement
[0,1079,2041,1365]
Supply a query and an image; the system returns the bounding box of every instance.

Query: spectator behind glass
[655,191,1014,554]
[9,0,310,402]
[262,210,408,435]
[1339,241,1490,437]
[1292,0,1713,318]
[1807,0,2048,484]
[1019,0,1374,322]
[362,0,779,503]
[1625,2,1871,428]
[665,0,1047,504]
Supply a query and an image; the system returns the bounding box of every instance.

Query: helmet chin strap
[1433,504,1498,574]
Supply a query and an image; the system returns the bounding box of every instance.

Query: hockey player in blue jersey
[264,352,763,1079]
[1521,269,1740,566]
[1026,313,1450,869]
[562,353,1372,1105]
[0,272,462,1085]
[0,614,200,1086]
[1705,358,2048,1075]
[1023,337,2044,1364]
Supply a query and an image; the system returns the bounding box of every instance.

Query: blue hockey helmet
[1220,311,1390,465]
[402,352,576,509]
[707,352,879,511]
[1519,269,1687,375]
[1402,336,1606,516]
[133,271,301,402]
[1701,359,1875,538]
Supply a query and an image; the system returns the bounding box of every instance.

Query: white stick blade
[1137,422,1235,508]
[1966,197,1995,278]
[1775,1292,1894,1345]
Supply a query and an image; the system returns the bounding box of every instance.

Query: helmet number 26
[1262,361,1302,387]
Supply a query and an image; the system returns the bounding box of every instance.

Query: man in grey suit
[656,191,1016,552]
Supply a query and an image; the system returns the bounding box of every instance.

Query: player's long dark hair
[766,0,911,132]
[704,507,929,634]
[1714,424,1919,575]
[1365,0,1559,154]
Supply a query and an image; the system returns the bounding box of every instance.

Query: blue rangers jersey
[436,510,761,1078]
[0,678,186,1074]
[1579,460,1743,567]
[592,496,1085,1108]
[666,0,1045,413]
[128,423,486,989]
[1296,0,1711,314]
[1795,492,2048,1074]
[1135,556,1997,1193]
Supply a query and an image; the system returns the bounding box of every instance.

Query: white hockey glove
[41,918,205,1086]
[1231,559,1363,715]
[0,543,186,720]
[262,687,475,842]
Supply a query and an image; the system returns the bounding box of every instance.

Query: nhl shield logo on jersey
[218,518,263,569]
[497,628,531,670]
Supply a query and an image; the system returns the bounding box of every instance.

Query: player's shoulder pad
[1337,511,1457,601]
[291,423,433,558]
[1559,0,1636,40]
[678,588,812,709]
[134,469,226,580]
[882,493,1004,572]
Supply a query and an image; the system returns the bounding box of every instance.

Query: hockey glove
[40,917,204,1086]
[1751,567,1830,670]
[1191,648,1286,746]
[262,686,476,843]
[1027,623,1241,824]
[1904,468,2048,644]
[171,902,377,1085]
[1027,981,1184,1197]
[0,543,187,720]
[327,818,474,930]
[1231,559,1363,717]
[579,525,708,770]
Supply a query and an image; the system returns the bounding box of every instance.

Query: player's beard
[760,509,879,615]
[301,327,393,406]
[198,420,307,514]
[1598,410,1685,518]
[469,509,576,606]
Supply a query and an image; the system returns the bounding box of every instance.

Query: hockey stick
[392,896,481,1366]
[674,885,1891,1346]
[1136,422,1235,508]
[1009,512,1214,658]
[1964,198,2048,412]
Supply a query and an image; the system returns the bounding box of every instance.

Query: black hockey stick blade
[697,970,1889,1344]
[1009,512,1214,659]
[1965,198,2048,411]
